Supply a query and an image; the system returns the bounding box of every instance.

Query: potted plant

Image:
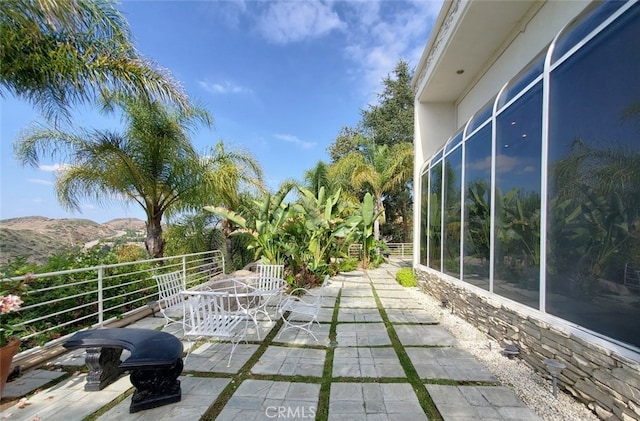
[1,293,23,396]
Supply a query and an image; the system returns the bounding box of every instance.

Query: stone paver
[426,384,541,420]
[335,322,391,346]
[2,369,66,398]
[273,323,331,346]
[339,296,378,308]
[97,377,230,420]
[333,346,404,378]
[394,324,458,346]
[329,383,427,420]
[6,374,132,421]
[217,380,319,421]
[378,296,423,309]
[1,259,546,421]
[341,285,374,297]
[338,308,383,322]
[407,347,498,382]
[183,342,259,373]
[252,346,326,377]
[386,309,438,324]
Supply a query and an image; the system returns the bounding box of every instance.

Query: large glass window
[417,0,639,351]
[420,171,429,266]
[547,3,640,348]
[494,83,542,308]
[443,146,462,278]
[463,123,492,290]
[429,161,443,270]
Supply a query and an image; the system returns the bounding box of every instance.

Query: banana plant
[288,186,352,275]
[204,185,293,264]
[343,192,382,269]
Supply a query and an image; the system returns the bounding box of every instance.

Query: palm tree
[1,0,189,122]
[202,141,265,266]
[329,140,413,240]
[15,95,214,258]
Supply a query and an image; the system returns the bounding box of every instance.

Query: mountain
[0,216,146,265]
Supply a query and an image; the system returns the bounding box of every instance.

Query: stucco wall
[416,268,640,420]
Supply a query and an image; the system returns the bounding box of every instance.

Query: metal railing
[1,250,224,360]
[347,243,413,258]
[386,243,413,257]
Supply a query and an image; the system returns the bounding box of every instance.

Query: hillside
[0,216,145,265]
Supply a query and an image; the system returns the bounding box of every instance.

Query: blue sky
[0,0,442,223]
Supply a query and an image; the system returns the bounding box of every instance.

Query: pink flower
[0,294,23,314]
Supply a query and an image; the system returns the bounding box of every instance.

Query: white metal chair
[255,264,287,320]
[153,271,186,326]
[180,290,249,367]
[231,280,266,340]
[277,275,330,341]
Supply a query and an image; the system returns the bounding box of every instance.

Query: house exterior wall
[412,1,640,418]
[416,270,640,420]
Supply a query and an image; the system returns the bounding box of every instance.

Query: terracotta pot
[0,338,21,397]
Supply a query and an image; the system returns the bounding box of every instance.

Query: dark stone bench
[63,328,183,413]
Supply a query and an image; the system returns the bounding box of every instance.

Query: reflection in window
[443,147,462,278]
[552,1,626,65]
[466,99,494,136]
[494,83,542,308]
[445,131,463,154]
[547,3,640,348]
[463,124,492,290]
[420,171,429,266]
[497,49,545,109]
[429,162,443,270]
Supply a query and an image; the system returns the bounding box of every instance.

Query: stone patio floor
[1,260,541,420]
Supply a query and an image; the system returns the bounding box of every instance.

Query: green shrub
[337,257,358,272]
[395,268,417,287]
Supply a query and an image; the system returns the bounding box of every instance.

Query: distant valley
[0,216,146,265]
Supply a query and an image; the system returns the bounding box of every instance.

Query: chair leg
[228,318,249,367]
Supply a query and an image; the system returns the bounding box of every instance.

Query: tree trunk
[374,195,384,241]
[223,218,233,272]
[145,213,165,258]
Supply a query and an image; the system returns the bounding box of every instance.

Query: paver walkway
[1,261,541,420]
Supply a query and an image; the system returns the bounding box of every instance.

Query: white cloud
[28,178,53,186]
[39,163,69,172]
[217,0,444,104]
[198,80,253,95]
[256,0,345,44]
[340,0,443,103]
[274,133,316,149]
[467,156,492,172]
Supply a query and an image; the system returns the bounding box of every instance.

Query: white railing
[386,243,413,257]
[1,250,224,360]
[348,243,413,258]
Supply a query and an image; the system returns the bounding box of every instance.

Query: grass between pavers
[369,276,444,421]
[315,289,341,421]
[199,316,287,420]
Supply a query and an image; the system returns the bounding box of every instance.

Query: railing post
[98,266,104,327]
[182,256,187,279]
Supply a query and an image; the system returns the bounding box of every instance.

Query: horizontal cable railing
[386,243,413,257]
[1,250,224,360]
[347,243,413,258]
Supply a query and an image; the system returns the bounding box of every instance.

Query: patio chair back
[180,290,248,366]
[277,275,330,341]
[256,264,285,290]
[153,271,186,325]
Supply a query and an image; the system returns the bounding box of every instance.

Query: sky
[0,0,443,224]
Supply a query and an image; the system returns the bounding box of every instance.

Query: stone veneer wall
[416,269,640,420]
